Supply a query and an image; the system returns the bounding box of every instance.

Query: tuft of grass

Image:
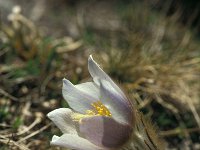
[90,1,200,148]
[0,106,9,123]
[12,117,23,130]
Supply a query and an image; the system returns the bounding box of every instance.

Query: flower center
[89,100,112,117]
[72,101,111,121]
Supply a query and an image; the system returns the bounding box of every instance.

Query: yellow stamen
[90,100,112,117]
[72,100,111,122]
[71,113,87,121]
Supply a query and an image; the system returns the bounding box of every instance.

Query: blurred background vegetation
[0,0,200,149]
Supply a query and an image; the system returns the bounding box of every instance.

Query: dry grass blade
[17,123,51,143]
[4,116,42,138]
[0,135,30,150]
[0,88,19,101]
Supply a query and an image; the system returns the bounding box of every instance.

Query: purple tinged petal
[50,134,101,150]
[100,79,134,125]
[88,55,126,98]
[79,116,132,148]
[62,79,99,113]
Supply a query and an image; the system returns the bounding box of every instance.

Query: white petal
[47,108,77,134]
[88,55,126,98]
[100,80,134,125]
[75,82,100,100]
[62,79,98,113]
[50,134,101,150]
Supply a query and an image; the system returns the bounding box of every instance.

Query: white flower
[47,55,135,150]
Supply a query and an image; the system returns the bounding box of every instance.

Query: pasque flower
[47,55,135,150]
